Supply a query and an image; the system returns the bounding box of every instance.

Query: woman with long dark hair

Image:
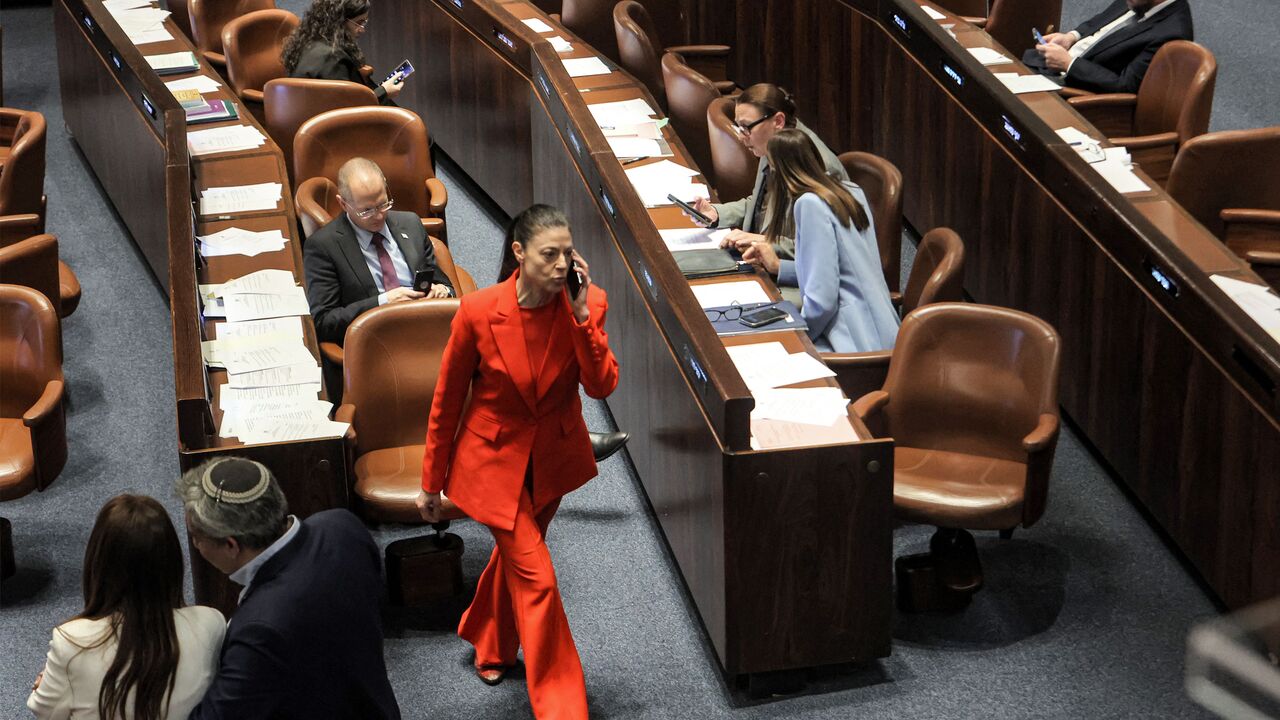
[417,205,619,719]
[742,128,900,352]
[27,495,225,720]
[281,0,404,105]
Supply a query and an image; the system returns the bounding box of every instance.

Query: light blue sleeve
[793,194,841,342]
[777,259,798,286]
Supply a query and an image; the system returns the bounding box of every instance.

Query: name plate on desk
[682,342,710,398]
[493,28,517,53]
[941,62,965,89]
[1144,260,1180,298]
[891,11,911,37]
[1001,114,1026,150]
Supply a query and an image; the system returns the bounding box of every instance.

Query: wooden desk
[369,0,895,684]
[688,0,1280,609]
[54,0,348,615]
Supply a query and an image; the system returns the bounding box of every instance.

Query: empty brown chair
[0,108,47,234]
[932,0,988,23]
[1068,40,1217,187]
[168,0,195,42]
[222,9,300,124]
[613,1,732,109]
[661,52,719,184]
[560,0,624,62]
[0,234,81,319]
[822,227,966,399]
[335,299,466,523]
[263,78,379,183]
[706,97,757,202]
[852,303,1061,611]
[293,107,448,239]
[1167,126,1280,287]
[189,0,273,71]
[983,0,1062,58]
[839,151,904,298]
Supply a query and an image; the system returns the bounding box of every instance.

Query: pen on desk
[622,156,649,165]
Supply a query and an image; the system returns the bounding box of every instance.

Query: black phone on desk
[738,305,789,328]
[566,258,584,299]
[667,193,713,226]
[386,59,414,83]
[413,266,435,293]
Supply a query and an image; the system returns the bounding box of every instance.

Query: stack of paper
[589,99,658,129]
[165,75,222,95]
[1057,126,1106,163]
[750,387,850,426]
[725,341,836,391]
[993,72,1061,94]
[521,17,553,33]
[1087,146,1150,194]
[625,160,705,207]
[921,5,947,20]
[215,269,310,322]
[187,125,267,156]
[548,35,573,53]
[198,227,287,257]
[145,50,199,74]
[104,0,172,45]
[658,227,731,252]
[186,99,239,124]
[968,47,1012,66]
[1211,275,1280,342]
[561,56,612,78]
[199,183,284,216]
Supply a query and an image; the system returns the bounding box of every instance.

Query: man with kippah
[178,457,400,719]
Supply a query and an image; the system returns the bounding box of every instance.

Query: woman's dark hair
[498,204,570,282]
[762,128,869,245]
[734,83,798,127]
[281,0,371,74]
[68,494,185,720]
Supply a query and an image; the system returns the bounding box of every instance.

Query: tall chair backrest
[1167,127,1280,240]
[0,110,46,220]
[167,0,195,42]
[343,299,459,453]
[839,151,904,295]
[222,10,300,106]
[932,0,988,17]
[706,97,757,202]
[900,228,965,315]
[0,283,61,421]
[293,107,434,220]
[881,303,1060,467]
[1134,40,1217,144]
[661,52,718,184]
[189,0,274,67]
[264,78,380,182]
[984,0,1061,59]
[561,0,621,62]
[614,1,666,108]
[0,235,60,322]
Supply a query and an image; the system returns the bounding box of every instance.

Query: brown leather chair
[263,78,380,184]
[168,0,195,42]
[293,106,448,239]
[0,283,67,579]
[189,0,273,71]
[1166,126,1280,288]
[335,299,466,524]
[706,96,757,202]
[221,9,300,125]
[1068,40,1217,187]
[0,108,47,234]
[0,234,81,320]
[983,0,1062,59]
[852,302,1061,611]
[822,227,966,399]
[295,177,344,240]
[661,52,719,184]
[932,0,988,22]
[613,1,732,109]
[560,0,625,62]
[839,151,904,298]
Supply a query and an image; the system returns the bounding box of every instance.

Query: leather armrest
[24,380,64,428]
[823,351,892,404]
[1068,93,1138,137]
[1057,86,1092,99]
[1222,208,1280,227]
[1243,249,1280,266]
[0,213,43,247]
[202,50,225,68]
[549,13,561,22]
[851,389,889,425]
[24,380,67,490]
[1022,413,1060,453]
[1111,131,1179,152]
[670,47,730,83]
[334,403,355,424]
[890,291,903,308]
[320,341,344,366]
[713,80,738,95]
[425,178,448,214]
[421,217,446,241]
[241,88,264,103]
[456,266,478,296]
[666,44,731,58]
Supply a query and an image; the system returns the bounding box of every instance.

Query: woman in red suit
[416,204,618,719]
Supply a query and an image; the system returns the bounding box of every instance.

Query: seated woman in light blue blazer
[742,128,900,353]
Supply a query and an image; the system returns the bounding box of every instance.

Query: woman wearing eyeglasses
[741,129,899,353]
[688,84,848,263]
[282,0,405,105]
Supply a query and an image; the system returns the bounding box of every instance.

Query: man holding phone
[304,157,453,347]
[1024,0,1193,93]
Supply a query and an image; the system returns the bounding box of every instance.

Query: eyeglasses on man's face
[704,302,743,322]
[733,115,772,135]
[353,198,394,219]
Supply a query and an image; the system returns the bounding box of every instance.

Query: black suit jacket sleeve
[303,228,380,344]
[291,42,387,102]
[188,622,290,720]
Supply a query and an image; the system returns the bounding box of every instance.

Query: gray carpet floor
[3,0,1275,716]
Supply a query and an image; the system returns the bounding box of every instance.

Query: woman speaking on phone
[416,204,618,719]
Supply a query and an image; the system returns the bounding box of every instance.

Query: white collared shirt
[1066,0,1178,72]
[229,515,301,603]
[347,216,413,304]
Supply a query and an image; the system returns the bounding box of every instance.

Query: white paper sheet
[186,125,267,156]
[548,35,573,52]
[691,281,772,309]
[750,387,850,426]
[659,228,731,252]
[222,289,311,322]
[145,51,198,71]
[522,17,553,32]
[199,183,283,216]
[165,75,222,94]
[921,5,947,20]
[587,99,657,128]
[226,362,323,389]
[993,72,1061,94]
[562,57,612,78]
[221,344,317,375]
[219,269,298,296]
[968,47,1012,66]
[216,316,304,340]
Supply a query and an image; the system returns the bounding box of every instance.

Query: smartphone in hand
[566,258,584,299]
[386,59,415,83]
[1032,28,1046,45]
[413,266,435,293]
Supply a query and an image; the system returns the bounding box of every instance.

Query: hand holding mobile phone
[1032,27,1046,45]
[667,193,713,226]
[413,267,435,293]
[385,59,415,84]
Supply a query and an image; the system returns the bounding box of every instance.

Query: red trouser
[458,489,588,720]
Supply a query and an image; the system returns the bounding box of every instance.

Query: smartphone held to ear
[566,258,584,299]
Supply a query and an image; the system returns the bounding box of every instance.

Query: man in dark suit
[180,457,400,719]
[303,157,453,346]
[1023,0,1193,93]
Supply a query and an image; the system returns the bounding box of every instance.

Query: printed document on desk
[1211,275,1280,341]
[548,36,573,53]
[562,57,612,77]
[993,73,1061,94]
[165,75,222,94]
[968,47,1012,66]
[226,363,323,389]
[187,125,267,156]
[751,387,849,426]
[215,316,304,340]
[222,288,310,322]
[751,416,860,449]
[199,183,283,216]
[522,17,553,32]
[588,99,657,127]
[659,227,730,252]
[199,228,287,257]
[691,280,772,308]
[725,342,836,391]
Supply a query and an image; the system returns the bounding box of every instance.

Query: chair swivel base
[895,528,984,613]
[1,517,14,580]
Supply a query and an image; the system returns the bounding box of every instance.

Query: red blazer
[421,272,619,530]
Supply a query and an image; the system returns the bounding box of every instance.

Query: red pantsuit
[422,272,619,720]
